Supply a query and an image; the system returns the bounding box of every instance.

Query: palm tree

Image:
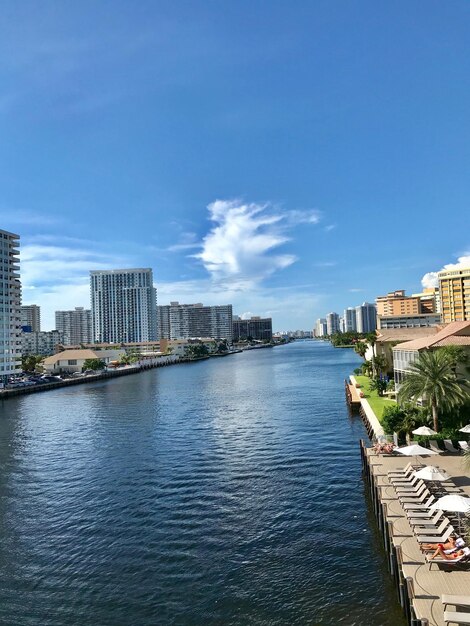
[354,341,368,358]
[398,349,470,432]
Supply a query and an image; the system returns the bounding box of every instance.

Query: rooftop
[392,321,470,351]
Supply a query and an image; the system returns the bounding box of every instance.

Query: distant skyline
[1,1,470,330]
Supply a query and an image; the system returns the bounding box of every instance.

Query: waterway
[0,341,405,625]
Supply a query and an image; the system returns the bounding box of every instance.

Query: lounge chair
[416,524,454,544]
[443,611,470,625]
[427,547,470,571]
[388,463,415,478]
[408,510,444,527]
[429,440,443,454]
[443,594,470,610]
[395,479,426,494]
[413,519,450,536]
[399,488,432,504]
[391,473,422,486]
[402,495,436,511]
[398,483,428,499]
[444,439,459,453]
[459,441,469,452]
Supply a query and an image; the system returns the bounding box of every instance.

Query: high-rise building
[343,307,357,332]
[355,302,377,333]
[157,302,233,342]
[55,307,92,345]
[232,316,272,342]
[376,288,439,329]
[0,229,21,382]
[21,330,64,356]
[326,312,340,335]
[20,304,41,332]
[315,318,327,337]
[438,266,470,323]
[90,269,157,343]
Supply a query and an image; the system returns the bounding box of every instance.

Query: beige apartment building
[438,266,470,323]
[375,288,440,329]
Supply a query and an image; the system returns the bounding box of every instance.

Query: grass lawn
[354,375,396,422]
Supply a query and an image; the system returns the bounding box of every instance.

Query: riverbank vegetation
[354,375,396,420]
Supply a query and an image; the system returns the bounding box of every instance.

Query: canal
[0,341,405,625]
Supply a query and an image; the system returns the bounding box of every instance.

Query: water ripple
[0,341,405,626]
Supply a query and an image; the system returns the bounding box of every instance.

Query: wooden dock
[360,441,470,626]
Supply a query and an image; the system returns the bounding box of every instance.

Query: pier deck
[363,446,470,626]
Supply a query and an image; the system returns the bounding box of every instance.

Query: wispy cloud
[194,199,319,288]
[0,208,61,227]
[421,253,470,289]
[348,288,365,293]
[21,238,132,329]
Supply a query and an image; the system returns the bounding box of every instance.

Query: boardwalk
[362,445,470,626]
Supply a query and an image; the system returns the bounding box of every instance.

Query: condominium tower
[158,302,233,341]
[0,229,21,382]
[20,304,41,332]
[326,312,340,335]
[315,318,327,337]
[232,316,273,342]
[55,307,92,345]
[90,269,157,343]
[343,307,357,332]
[355,302,377,333]
[438,266,470,323]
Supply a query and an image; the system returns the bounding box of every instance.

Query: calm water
[0,341,405,626]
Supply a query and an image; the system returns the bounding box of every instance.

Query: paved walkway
[368,449,470,625]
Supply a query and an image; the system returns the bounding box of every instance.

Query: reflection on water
[0,341,405,625]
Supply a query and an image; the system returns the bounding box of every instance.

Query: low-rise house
[373,327,440,375]
[43,348,125,374]
[392,321,470,389]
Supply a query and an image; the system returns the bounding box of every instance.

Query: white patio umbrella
[459,424,470,433]
[412,426,437,436]
[396,444,438,457]
[430,495,470,534]
[413,466,450,482]
[396,443,438,468]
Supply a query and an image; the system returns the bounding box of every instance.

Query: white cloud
[421,272,439,289]
[324,224,336,232]
[20,240,131,330]
[421,254,470,289]
[194,199,319,287]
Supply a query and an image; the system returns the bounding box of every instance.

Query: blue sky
[1,1,470,331]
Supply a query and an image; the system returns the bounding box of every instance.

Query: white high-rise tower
[0,229,21,383]
[90,269,157,343]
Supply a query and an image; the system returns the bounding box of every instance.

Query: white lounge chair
[408,510,444,527]
[396,479,426,494]
[444,439,459,453]
[429,440,443,454]
[414,519,450,536]
[402,495,436,511]
[388,462,415,478]
[400,488,432,504]
[416,524,454,544]
[427,547,470,571]
[458,441,469,452]
[444,611,470,625]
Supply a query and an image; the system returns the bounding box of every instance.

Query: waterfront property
[393,320,470,389]
[361,443,470,626]
[43,348,125,374]
[0,228,21,384]
[90,268,158,343]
